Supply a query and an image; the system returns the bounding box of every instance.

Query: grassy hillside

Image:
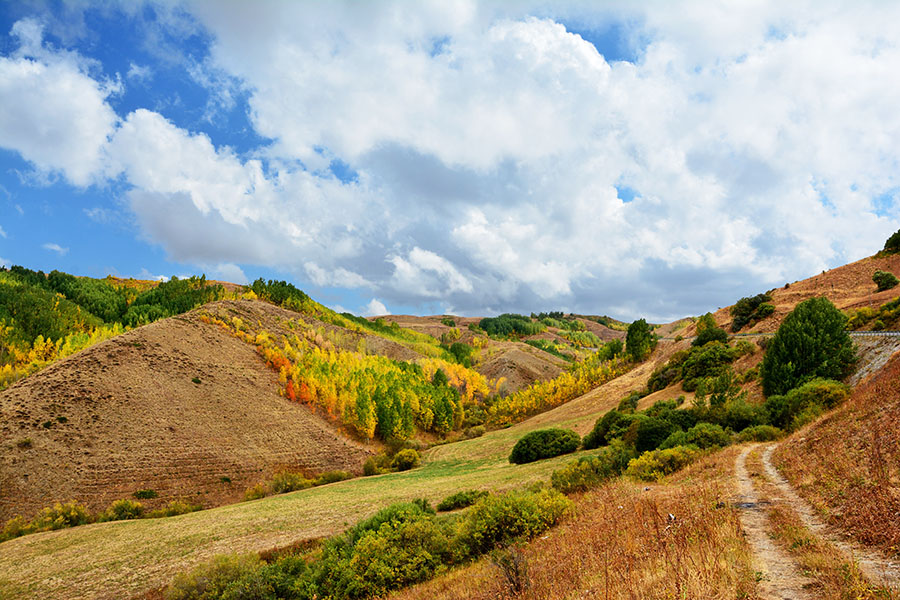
[773,351,900,555]
[0,352,658,600]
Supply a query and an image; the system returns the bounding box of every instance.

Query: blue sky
[1,1,899,320]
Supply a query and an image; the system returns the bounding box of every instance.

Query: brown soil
[0,301,377,522]
[477,342,568,393]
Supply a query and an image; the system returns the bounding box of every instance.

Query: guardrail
[659,330,900,341]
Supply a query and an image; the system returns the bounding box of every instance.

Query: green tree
[883,229,900,253]
[625,318,655,362]
[873,269,899,292]
[692,312,728,347]
[760,297,856,397]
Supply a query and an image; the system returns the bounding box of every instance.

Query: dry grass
[743,447,894,600]
[389,447,758,600]
[773,352,900,555]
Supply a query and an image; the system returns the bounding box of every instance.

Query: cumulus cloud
[363,298,389,317]
[42,242,68,255]
[6,3,900,320]
[0,19,118,186]
[211,262,248,285]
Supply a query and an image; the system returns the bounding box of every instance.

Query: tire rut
[761,445,900,589]
[734,446,815,600]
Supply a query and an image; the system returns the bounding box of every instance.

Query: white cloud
[0,225,6,238]
[363,298,389,317]
[42,242,68,255]
[7,4,900,319]
[126,61,152,82]
[136,268,169,282]
[0,19,118,186]
[211,262,248,285]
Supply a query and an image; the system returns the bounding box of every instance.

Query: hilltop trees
[883,228,900,253]
[761,297,856,396]
[625,318,655,361]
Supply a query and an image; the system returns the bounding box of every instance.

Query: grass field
[0,352,664,600]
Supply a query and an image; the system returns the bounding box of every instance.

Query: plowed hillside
[0,300,377,522]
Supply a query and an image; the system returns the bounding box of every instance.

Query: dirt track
[734,446,814,599]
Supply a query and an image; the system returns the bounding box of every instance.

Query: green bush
[458,488,572,555]
[509,428,580,464]
[692,313,728,347]
[735,425,783,442]
[626,318,655,361]
[730,293,773,332]
[761,297,856,397]
[464,425,486,439]
[146,500,202,518]
[391,449,421,471]
[363,454,392,476]
[315,471,354,486]
[763,378,850,431]
[165,553,263,600]
[270,472,315,494]
[437,490,489,512]
[873,270,899,292]
[625,446,701,481]
[134,489,158,499]
[681,342,735,392]
[683,422,731,449]
[550,441,635,494]
[99,499,144,522]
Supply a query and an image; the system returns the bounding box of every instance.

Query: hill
[0,300,376,521]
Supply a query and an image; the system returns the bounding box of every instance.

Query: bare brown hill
[677,253,900,336]
[0,300,378,522]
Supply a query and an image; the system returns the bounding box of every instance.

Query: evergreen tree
[760,297,856,396]
[625,318,655,362]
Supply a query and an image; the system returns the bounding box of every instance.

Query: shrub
[270,471,315,494]
[692,313,728,347]
[616,390,641,412]
[458,488,572,556]
[625,446,701,481]
[147,500,202,518]
[551,441,635,494]
[315,470,353,486]
[363,454,392,476]
[626,318,655,361]
[582,410,629,450]
[164,553,263,600]
[761,297,856,397]
[441,317,456,327]
[873,270,899,292]
[391,448,420,471]
[134,489,158,499]
[683,422,731,449]
[464,425,486,439]
[436,490,489,512]
[99,499,144,522]
[509,429,580,464]
[30,501,93,531]
[628,416,676,453]
[736,425,783,442]
[681,342,735,391]
[730,293,773,332]
[763,378,850,430]
[244,484,268,501]
[16,438,32,449]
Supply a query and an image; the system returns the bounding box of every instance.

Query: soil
[0,302,377,522]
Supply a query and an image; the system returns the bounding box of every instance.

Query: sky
[1,1,899,322]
